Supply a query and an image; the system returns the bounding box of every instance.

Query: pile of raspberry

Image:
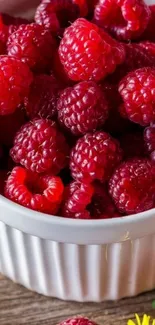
[1,0,155,219]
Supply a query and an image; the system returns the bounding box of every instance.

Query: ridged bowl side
[0,221,155,301]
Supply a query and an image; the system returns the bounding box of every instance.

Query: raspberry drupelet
[0,56,33,116]
[25,74,61,120]
[4,166,64,214]
[7,23,56,73]
[57,81,109,135]
[94,0,151,41]
[70,131,122,183]
[2,13,29,37]
[62,181,120,219]
[10,119,69,174]
[109,158,155,215]
[59,317,99,325]
[35,0,79,35]
[58,18,125,82]
[119,67,155,126]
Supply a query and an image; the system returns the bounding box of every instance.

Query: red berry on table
[94,0,151,41]
[58,18,125,82]
[59,317,99,325]
[25,74,61,120]
[0,56,33,116]
[7,23,56,73]
[10,119,69,174]
[35,0,79,35]
[119,67,155,126]
[0,107,26,146]
[4,166,64,214]
[70,131,122,183]
[109,158,155,215]
[57,81,109,135]
[62,181,120,219]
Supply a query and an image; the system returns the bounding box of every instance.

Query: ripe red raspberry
[10,119,69,174]
[94,0,151,41]
[0,56,33,116]
[35,0,79,35]
[58,18,125,82]
[62,181,120,219]
[119,131,145,159]
[4,166,64,214]
[59,317,98,325]
[109,158,155,215]
[141,5,155,41]
[0,107,26,146]
[108,43,155,84]
[7,23,56,73]
[119,67,155,126]
[70,131,122,183]
[25,74,61,120]
[57,81,109,135]
[100,82,132,134]
[144,124,155,163]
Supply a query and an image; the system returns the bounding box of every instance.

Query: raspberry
[144,124,155,163]
[2,13,29,37]
[94,0,151,41]
[35,0,79,35]
[141,5,155,41]
[25,74,61,120]
[0,107,26,146]
[10,119,69,174]
[0,16,8,54]
[59,317,98,325]
[62,181,94,219]
[100,82,132,134]
[70,131,122,183]
[57,81,109,135]
[109,158,155,215]
[119,131,145,159]
[7,23,56,73]
[62,181,120,219]
[4,166,64,214]
[0,56,33,116]
[119,67,155,126]
[58,18,125,82]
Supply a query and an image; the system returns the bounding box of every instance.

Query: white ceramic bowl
[0,0,155,302]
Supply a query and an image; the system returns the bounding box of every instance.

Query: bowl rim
[0,194,155,244]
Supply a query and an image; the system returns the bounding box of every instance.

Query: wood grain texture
[0,274,155,325]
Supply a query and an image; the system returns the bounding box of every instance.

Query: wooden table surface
[0,274,155,325]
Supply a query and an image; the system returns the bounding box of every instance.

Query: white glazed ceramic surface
[0,0,155,301]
